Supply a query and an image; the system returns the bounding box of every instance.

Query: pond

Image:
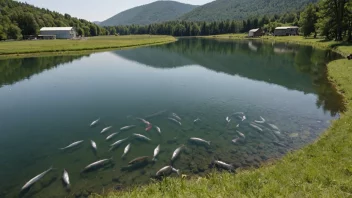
[0,38,345,197]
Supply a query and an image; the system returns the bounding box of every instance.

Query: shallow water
[0,39,344,197]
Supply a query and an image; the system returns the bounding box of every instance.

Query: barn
[248,28,263,37]
[274,26,299,36]
[39,27,77,39]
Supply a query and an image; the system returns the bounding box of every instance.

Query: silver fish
[171,145,184,161]
[90,140,97,151]
[237,131,245,138]
[109,138,128,151]
[122,143,131,158]
[153,144,160,161]
[171,113,181,121]
[268,123,280,131]
[106,132,119,141]
[82,158,113,172]
[155,126,161,134]
[226,116,231,123]
[236,124,240,128]
[100,126,112,134]
[144,110,167,119]
[232,112,244,115]
[136,117,151,125]
[254,116,265,124]
[190,137,211,145]
[120,125,136,131]
[232,137,240,143]
[168,117,182,126]
[90,118,100,127]
[241,115,246,122]
[21,166,53,190]
[156,166,180,176]
[62,169,70,188]
[193,118,201,123]
[250,123,263,132]
[60,140,84,150]
[214,160,234,170]
[133,133,151,141]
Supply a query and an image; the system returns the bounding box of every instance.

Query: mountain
[179,0,318,21]
[93,21,101,25]
[100,1,198,26]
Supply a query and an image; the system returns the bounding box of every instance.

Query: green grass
[0,35,176,58]
[101,36,352,198]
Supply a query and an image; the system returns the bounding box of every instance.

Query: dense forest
[0,0,105,40]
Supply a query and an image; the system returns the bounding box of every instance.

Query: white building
[39,27,76,39]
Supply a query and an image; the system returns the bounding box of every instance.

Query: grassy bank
[0,35,176,58]
[102,36,352,197]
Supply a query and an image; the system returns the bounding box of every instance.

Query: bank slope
[100,1,198,26]
[179,0,317,21]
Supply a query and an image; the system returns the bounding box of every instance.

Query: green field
[101,36,352,198]
[0,35,176,58]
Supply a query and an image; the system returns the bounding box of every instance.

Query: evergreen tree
[299,4,318,37]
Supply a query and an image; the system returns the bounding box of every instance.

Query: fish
[214,160,234,170]
[62,169,70,188]
[237,131,245,138]
[133,133,151,141]
[128,156,149,165]
[144,110,167,119]
[21,166,53,191]
[268,123,280,131]
[241,115,246,122]
[273,141,288,148]
[232,137,240,143]
[109,138,128,151]
[171,145,184,161]
[136,117,151,125]
[156,166,180,176]
[100,126,112,134]
[120,125,136,131]
[155,126,161,134]
[90,118,100,127]
[90,140,97,151]
[232,112,244,115]
[171,113,181,121]
[189,137,211,145]
[254,116,266,124]
[82,158,113,172]
[153,145,160,161]
[193,118,201,123]
[106,132,119,141]
[250,123,263,132]
[236,124,240,128]
[168,117,182,126]
[226,116,231,123]
[122,143,131,158]
[60,140,84,150]
[145,124,153,131]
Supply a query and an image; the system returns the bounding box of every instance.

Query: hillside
[100,1,198,26]
[0,0,103,40]
[179,0,317,21]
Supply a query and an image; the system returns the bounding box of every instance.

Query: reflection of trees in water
[152,39,345,115]
[0,55,88,87]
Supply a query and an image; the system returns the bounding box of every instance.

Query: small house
[39,27,76,39]
[274,26,299,36]
[248,28,263,37]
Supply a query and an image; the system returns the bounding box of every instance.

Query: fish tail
[109,156,114,161]
[175,169,180,175]
[207,141,211,145]
[121,154,125,159]
[152,158,158,162]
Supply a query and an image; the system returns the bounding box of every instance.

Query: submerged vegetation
[102,37,352,197]
[0,35,176,57]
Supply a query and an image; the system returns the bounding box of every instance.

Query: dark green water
[0,39,344,197]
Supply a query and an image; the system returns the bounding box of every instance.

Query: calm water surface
[0,39,344,197]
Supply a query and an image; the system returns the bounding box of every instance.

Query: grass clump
[0,35,176,58]
[100,36,352,198]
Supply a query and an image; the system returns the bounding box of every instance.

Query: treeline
[0,0,106,40]
[104,13,299,37]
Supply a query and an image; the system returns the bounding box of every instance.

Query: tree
[89,24,97,36]
[0,25,8,40]
[299,4,318,37]
[7,24,22,39]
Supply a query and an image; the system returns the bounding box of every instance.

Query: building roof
[275,26,299,30]
[249,28,260,33]
[40,27,73,31]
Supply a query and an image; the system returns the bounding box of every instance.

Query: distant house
[39,27,76,39]
[248,28,263,37]
[274,26,299,36]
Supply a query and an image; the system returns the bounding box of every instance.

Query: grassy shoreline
[103,35,352,197]
[0,35,176,58]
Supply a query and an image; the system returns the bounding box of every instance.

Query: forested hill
[0,0,104,40]
[179,0,317,21]
[100,1,198,26]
